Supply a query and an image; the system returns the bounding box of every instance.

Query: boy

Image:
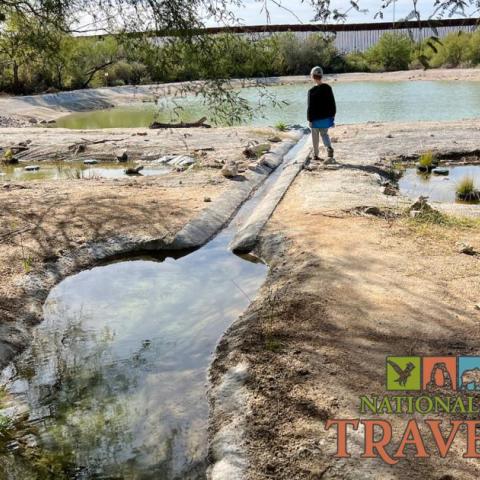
[307,66,336,162]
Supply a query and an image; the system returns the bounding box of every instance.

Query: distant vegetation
[1,13,480,95]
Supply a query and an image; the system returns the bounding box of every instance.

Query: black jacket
[307,84,336,122]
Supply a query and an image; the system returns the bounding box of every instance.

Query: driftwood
[149,117,211,129]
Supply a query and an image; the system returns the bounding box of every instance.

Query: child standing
[307,66,336,163]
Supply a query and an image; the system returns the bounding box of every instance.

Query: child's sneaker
[327,147,335,159]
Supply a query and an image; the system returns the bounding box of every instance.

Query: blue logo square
[458,357,480,391]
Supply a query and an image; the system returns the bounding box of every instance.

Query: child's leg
[319,128,332,149]
[311,128,320,158]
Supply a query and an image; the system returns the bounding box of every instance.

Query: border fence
[196,18,480,53]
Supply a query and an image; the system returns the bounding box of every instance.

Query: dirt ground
[210,121,480,479]
[0,126,290,367]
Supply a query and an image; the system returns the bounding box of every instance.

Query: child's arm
[329,86,337,118]
[307,89,312,123]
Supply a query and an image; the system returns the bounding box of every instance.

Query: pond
[55,81,480,129]
[0,162,169,181]
[0,138,306,479]
[398,164,480,203]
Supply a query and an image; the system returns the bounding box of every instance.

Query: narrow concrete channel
[0,137,309,479]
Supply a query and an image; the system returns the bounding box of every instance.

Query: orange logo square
[422,357,457,391]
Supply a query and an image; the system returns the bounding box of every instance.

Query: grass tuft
[456,176,476,197]
[265,337,282,352]
[405,208,480,237]
[274,122,287,132]
[418,151,435,168]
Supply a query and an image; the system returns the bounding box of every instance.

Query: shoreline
[0,68,479,125]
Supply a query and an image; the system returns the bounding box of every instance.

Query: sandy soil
[209,120,480,479]
[240,209,480,479]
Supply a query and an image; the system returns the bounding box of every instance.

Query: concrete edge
[208,360,251,480]
[230,138,312,253]
[170,137,301,249]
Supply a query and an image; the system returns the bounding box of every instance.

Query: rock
[416,163,434,173]
[363,206,383,216]
[125,165,144,175]
[382,182,397,196]
[475,304,480,311]
[3,157,18,165]
[433,168,449,175]
[155,155,175,164]
[116,149,128,162]
[24,165,40,171]
[170,155,196,167]
[221,161,238,178]
[259,155,278,169]
[267,136,282,143]
[243,143,270,159]
[83,159,98,165]
[457,242,477,256]
[73,143,87,155]
[248,162,259,171]
[204,196,212,202]
[156,155,196,167]
[408,196,432,213]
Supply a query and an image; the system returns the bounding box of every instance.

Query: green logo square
[386,356,421,391]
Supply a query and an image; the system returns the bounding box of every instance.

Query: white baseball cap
[310,66,324,77]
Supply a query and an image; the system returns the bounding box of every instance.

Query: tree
[65,36,121,89]
[0,13,62,92]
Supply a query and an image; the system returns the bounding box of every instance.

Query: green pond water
[55,81,480,129]
[0,162,169,181]
[0,139,306,479]
[399,165,480,203]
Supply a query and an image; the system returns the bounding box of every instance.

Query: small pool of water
[398,164,480,203]
[0,138,306,479]
[55,81,480,129]
[0,162,169,181]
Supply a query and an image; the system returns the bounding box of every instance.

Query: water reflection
[399,164,480,203]
[0,162,169,182]
[55,81,480,129]
[1,238,267,478]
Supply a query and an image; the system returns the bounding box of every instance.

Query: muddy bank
[208,120,480,479]
[0,127,300,371]
[1,68,480,125]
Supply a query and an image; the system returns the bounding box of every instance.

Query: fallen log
[149,117,211,129]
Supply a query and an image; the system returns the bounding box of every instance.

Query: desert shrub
[427,32,471,67]
[344,51,372,72]
[365,33,413,71]
[275,32,341,75]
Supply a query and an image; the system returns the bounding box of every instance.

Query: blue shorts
[312,117,335,128]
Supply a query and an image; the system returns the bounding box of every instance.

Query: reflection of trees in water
[2,300,206,479]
